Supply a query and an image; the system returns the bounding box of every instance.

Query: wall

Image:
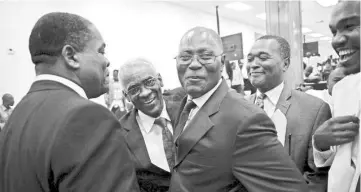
[0,0,264,105]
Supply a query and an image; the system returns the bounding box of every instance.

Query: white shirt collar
[257,82,284,106]
[137,100,171,133]
[34,74,88,99]
[187,79,223,109]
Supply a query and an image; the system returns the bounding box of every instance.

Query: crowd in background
[0,1,359,192]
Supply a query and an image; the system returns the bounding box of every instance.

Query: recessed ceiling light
[320,36,332,41]
[316,0,338,7]
[256,13,266,20]
[225,2,252,12]
[309,33,324,37]
[302,27,312,33]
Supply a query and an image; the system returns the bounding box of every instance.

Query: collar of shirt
[187,79,223,109]
[137,100,171,134]
[256,81,284,106]
[34,74,87,99]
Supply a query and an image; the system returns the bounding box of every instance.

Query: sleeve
[232,113,309,192]
[312,138,336,167]
[305,102,332,192]
[51,103,140,192]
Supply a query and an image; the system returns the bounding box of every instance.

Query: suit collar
[175,79,229,166]
[28,79,81,97]
[275,84,292,116]
[120,110,152,168]
[34,74,87,99]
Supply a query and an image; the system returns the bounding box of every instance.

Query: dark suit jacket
[120,99,180,192]
[248,86,332,192]
[170,80,309,192]
[0,80,139,192]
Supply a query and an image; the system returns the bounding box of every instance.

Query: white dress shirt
[184,79,223,129]
[136,101,173,172]
[256,82,284,118]
[34,74,87,99]
[255,82,286,144]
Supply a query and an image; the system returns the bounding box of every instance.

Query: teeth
[339,49,356,57]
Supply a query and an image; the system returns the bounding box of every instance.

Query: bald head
[119,58,158,90]
[179,27,223,54]
[2,93,14,109]
[327,67,346,95]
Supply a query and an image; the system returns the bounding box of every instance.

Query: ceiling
[169,0,336,55]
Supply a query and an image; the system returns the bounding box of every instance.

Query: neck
[35,63,82,87]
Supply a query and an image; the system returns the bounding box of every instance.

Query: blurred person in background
[0,93,14,130]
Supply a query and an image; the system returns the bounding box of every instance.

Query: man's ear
[220,54,226,72]
[283,58,290,72]
[62,45,80,70]
[157,73,164,87]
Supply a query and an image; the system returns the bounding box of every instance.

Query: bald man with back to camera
[169,26,308,192]
[0,12,139,192]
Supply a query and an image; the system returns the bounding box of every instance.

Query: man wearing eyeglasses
[118,58,180,192]
[169,27,308,192]
[246,35,331,192]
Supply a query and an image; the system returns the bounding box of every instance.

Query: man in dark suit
[246,35,331,192]
[118,58,180,191]
[0,12,139,192]
[170,26,308,192]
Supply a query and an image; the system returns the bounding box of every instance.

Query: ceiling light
[302,27,312,33]
[320,36,332,41]
[225,2,252,11]
[316,0,338,7]
[256,13,266,20]
[309,33,324,37]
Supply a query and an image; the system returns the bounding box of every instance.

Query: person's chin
[340,56,360,75]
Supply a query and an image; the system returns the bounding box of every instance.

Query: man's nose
[332,32,347,48]
[138,85,152,98]
[188,56,203,70]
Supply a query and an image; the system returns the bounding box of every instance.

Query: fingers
[332,121,360,132]
[330,116,360,124]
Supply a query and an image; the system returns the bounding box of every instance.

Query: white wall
[0,0,264,105]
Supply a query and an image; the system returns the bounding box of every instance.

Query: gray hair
[118,57,157,88]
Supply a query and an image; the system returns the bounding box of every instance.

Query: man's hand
[314,115,359,151]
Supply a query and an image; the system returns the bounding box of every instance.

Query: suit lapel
[275,86,293,152]
[120,110,152,168]
[175,80,229,166]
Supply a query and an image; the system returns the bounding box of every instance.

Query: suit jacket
[248,86,332,192]
[170,80,309,192]
[0,80,139,192]
[120,99,180,192]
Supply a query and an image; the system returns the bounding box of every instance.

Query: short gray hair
[118,57,157,88]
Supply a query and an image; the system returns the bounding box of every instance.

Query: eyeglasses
[124,77,157,96]
[176,53,223,65]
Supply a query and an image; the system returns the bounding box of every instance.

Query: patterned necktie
[154,117,175,171]
[255,93,267,109]
[174,100,196,139]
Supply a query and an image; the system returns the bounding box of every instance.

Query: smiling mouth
[143,97,155,104]
[339,49,357,61]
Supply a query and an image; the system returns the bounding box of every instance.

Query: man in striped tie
[118,58,181,192]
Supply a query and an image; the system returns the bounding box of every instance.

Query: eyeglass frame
[123,76,159,96]
[175,52,224,65]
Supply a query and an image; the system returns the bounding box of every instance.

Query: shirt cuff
[312,137,335,167]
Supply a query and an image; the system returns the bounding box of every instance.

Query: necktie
[174,100,196,139]
[255,93,267,109]
[154,117,175,171]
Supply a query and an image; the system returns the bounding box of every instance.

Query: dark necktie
[255,93,267,109]
[174,100,196,139]
[154,117,175,171]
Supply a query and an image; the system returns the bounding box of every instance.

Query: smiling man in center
[170,26,308,192]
